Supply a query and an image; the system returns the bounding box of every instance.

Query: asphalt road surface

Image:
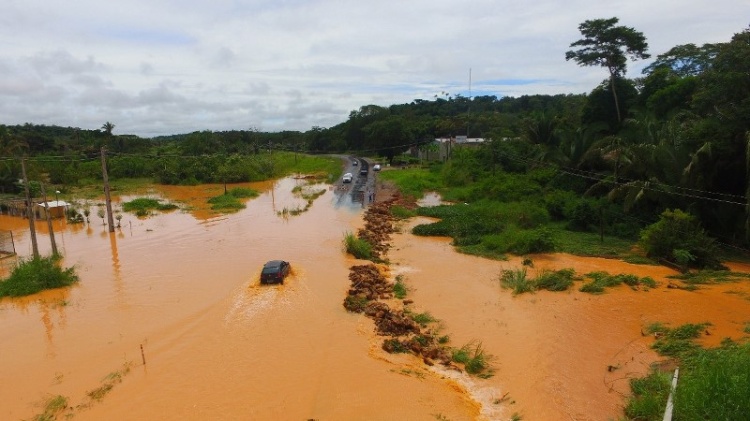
[332,155,378,208]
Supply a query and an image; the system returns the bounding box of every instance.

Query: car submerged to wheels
[260,260,291,284]
[342,172,353,183]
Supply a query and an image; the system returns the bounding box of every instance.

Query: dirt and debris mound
[342,189,464,371]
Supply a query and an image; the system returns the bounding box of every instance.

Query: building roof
[36,200,70,208]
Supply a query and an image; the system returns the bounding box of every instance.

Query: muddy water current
[2,179,750,420]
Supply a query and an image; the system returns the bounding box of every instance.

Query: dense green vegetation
[625,324,750,421]
[0,256,78,297]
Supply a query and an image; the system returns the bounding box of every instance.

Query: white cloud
[0,0,747,137]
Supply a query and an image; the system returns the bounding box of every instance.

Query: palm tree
[101,122,115,136]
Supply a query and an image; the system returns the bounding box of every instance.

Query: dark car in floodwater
[260,260,291,284]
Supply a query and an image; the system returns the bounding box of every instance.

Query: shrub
[507,227,556,254]
[0,256,79,297]
[566,198,598,231]
[639,209,723,269]
[544,190,578,221]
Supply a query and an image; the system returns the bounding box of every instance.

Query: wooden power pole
[40,183,59,256]
[21,158,40,258]
[100,148,116,232]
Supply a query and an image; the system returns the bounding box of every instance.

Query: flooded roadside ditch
[2,176,750,420]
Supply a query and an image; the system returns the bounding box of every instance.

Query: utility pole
[40,183,59,256]
[100,147,115,232]
[21,158,40,258]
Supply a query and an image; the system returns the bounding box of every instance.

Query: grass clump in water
[646,322,709,358]
[452,341,493,377]
[227,187,259,198]
[0,256,79,297]
[579,271,656,294]
[534,268,576,291]
[499,268,577,295]
[343,295,369,313]
[410,311,436,327]
[668,270,750,285]
[499,268,534,295]
[32,394,69,421]
[393,275,407,299]
[208,188,258,212]
[123,197,178,216]
[343,232,373,260]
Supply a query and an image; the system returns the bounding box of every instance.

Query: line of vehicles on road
[343,158,380,184]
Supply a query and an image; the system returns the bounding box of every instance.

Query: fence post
[663,367,680,421]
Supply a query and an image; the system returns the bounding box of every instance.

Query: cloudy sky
[1,0,747,137]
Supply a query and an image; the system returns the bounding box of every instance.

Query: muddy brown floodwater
[389,217,750,420]
[2,178,750,421]
[1,178,477,421]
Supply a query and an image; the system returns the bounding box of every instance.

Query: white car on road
[342,173,353,183]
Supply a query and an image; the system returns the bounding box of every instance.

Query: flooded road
[3,179,750,421]
[1,178,477,421]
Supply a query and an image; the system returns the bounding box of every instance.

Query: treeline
[1,24,748,245]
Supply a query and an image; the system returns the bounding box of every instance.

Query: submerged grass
[393,275,407,299]
[410,311,436,327]
[343,232,373,260]
[645,322,710,358]
[32,395,69,421]
[534,268,576,291]
[207,187,260,212]
[207,194,245,211]
[579,271,657,294]
[122,197,179,216]
[452,342,493,377]
[499,268,534,295]
[0,256,79,297]
[499,268,577,295]
[668,270,750,285]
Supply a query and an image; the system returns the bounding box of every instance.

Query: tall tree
[566,17,650,124]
